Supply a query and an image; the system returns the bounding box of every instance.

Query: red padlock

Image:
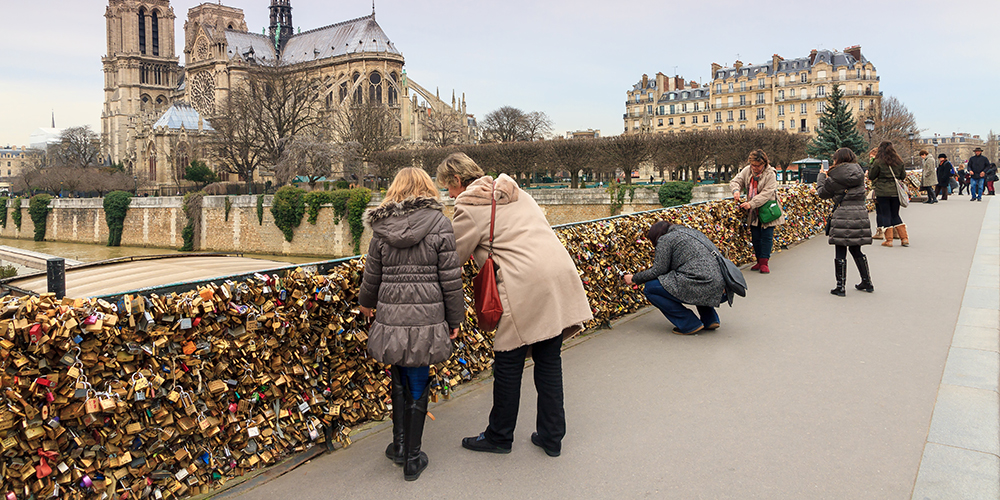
[35,377,52,387]
[28,324,43,343]
[228,403,238,413]
[45,392,55,403]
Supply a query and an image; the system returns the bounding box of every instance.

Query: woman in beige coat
[729,149,785,273]
[437,153,593,457]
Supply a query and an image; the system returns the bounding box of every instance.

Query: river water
[0,237,328,277]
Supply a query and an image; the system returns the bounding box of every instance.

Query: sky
[2,0,999,148]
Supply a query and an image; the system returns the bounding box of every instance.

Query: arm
[452,205,485,267]
[867,161,881,182]
[729,168,746,201]
[747,170,778,208]
[357,236,383,311]
[435,220,466,331]
[814,172,836,200]
[631,240,672,285]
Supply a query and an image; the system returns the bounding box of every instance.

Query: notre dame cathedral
[101,0,473,191]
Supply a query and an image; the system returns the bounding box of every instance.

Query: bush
[11,197,22,230]
[658,182,694,207]
[103,190,133,247]
[224,196,232,222]
[271,185,306,242]
[0,198,7,229]
[181,222,195,251]
[180,191,205,251]
[28,194,52,242]
[256,195,265,225]
[334,180,351,190]
[303,188,371,253]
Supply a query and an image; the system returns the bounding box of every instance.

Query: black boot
[403,384,430,481]
[831,258,847,296]
[384,366,405,465]
[853,254,874,292]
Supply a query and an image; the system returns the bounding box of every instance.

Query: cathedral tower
[269,0,294,53]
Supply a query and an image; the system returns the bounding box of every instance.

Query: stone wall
[0,186,732,257]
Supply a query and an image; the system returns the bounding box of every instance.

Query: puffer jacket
[867,158,906,198]
[816,163,872,247]
[359,197,464,367]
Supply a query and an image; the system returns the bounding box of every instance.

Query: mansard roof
[223,14,400,66]
[153,102,214,131]
[715,49,870,80]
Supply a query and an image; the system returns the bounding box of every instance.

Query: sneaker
[461,433,511,454]
[703,322,721,331]
[672,325,704,335]
[531,432,560,457]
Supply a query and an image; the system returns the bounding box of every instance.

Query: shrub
[271,185,306,242]
[304,191,336,225]
[103,190,133,247]
[256,195,265,225]
[11,197,22,230]
[180,191,205,251]
[224,196,232,222]
[334,180,350,190]
[658,181,694,207]
[0,198,7,229]
[28,194,52,242]
[303,188,371,253]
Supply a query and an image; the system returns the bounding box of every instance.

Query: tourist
[623,220,725,334]
[936,154,953,201]
[987,163,998,195]
[437,152,592,458]
[868,147,887,239]
[967,147,991,201]
[729,149,784,273]
[814,148,874,296]
[358,167,465,481]
[919,150,937,204]
[956,163,968,196]
[868,141,908,247]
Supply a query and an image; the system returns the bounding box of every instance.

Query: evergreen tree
[806,84,867,161]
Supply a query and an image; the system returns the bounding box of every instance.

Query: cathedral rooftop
[224,14,400,66]
[153,102,214,131]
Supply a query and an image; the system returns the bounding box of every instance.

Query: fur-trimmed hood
[454,173,519,206]
[363,196,445,248]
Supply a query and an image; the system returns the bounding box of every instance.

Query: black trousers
[485,334,565,451]
[923,186,937,202]
[835,245,865,260]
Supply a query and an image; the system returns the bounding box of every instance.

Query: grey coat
[632,226,725,307]
[816,163,873,247]
[359,197,465,367]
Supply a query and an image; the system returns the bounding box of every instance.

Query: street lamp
[864,117,874,144]
[907,131,916,168]
[133,175,138,195]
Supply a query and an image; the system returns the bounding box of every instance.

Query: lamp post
[864,117,874,145]
[907,131,916,168]
[133,175,138,195]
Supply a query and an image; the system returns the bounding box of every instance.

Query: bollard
[46,258,65,299]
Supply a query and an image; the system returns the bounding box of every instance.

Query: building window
[703,115,708,123]
[669,105,675,114]
[740,124,746,130]
[138,9,146,55]
[668,118,673,125]
[739,109,746,121]
[739,95,746,105]
[740,81,746,91]
[635,95,640,103]
[647,105,653,114]
[369,72,383,104]
[758,78,765,89]
[778,75,785,86]
[757,123,765,129]
[352,72,363,104]
[648,95,654,102]
[388,72,398,105]
[715,112,722,123]
[800,73,807,83]
[779,121,785,130]
[789,88,795,97]
[692,116,697,124]
[817,102,826,113]
[659,106,664,115]
[728,125,734,130]
[681,103,687,112]
[727,111,733,122]
[680,117,686,125]
[728,83,734,92]
[716,84,722,93]
[694,102,699,112]
[339,82,348,103]
[778,105,785,116]
[757,108,765,120]
[789,120,795,129]
[839,69,847,80]
[817,86,826,97]
[800,103,807,113]
[756,92,765,104]
[801,119,807,130]
[658,119,663,126]
[778,90,784,100]
[151,10,159,56]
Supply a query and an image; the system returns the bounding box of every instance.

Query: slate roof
[658,88,709,104]
[222,14,399,66]
[153,102,214,131]
[225,30,278,63]
[714,49,868,79]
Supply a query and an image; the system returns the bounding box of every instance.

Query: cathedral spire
[269,0,294,53]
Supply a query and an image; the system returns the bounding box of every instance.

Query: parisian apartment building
[624,45,881,137]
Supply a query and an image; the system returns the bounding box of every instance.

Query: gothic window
[388,72,398,106]
[176,142,189,179]
[141,94,151,111]
[151,10,160,56]
[195,37,210,61]
[369,72,382,104]
[352,72,363,105]
[138,9,147,55]
[339,82,348,103]
[192,72,216,116]
[155,95,165,106]
[148,148,157,183]
[326,92,333,109]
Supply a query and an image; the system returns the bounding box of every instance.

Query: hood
[363,197,444,248]
[827,162,864,187]
[454,173,519,206]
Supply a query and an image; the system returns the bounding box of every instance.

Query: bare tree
[241,61,325,168]
[480,106,526,143]
[523,111,553,141]
[208,91,268,193]
[274,130,343,189]
[859,96,918,163]
[597,134,657,185]
[329,101,402,187]
[51,126,101,168]
[546,139,597,188]
[423,110,464,147]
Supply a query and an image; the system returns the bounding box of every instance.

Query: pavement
[223,195,998,500]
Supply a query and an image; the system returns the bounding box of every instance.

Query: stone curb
[912,196,1000,499]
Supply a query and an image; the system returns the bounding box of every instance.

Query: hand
[623,274,634,286]
[740,202,752,210]
[450,328,459,340]
[733,193,742,202]
[358,305,374,318]
[981,172,986,178]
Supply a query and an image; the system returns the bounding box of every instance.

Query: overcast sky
[2,0,998,148]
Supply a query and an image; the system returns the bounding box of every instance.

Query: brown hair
[747,149,769,167]
[919,150,929,156]
[831,147,857,166]
[381,167,440,206]
[875,141,904,167]
[646,220,673,245]
[436,152,485,189]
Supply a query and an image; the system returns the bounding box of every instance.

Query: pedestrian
[967,147,991,201]
[868,141,909,247]
[987,163,998,195]
[936,154,953,201]
[814,148,874,296]
[358,167,465,481]
[729,149,785,273]
[868,147,888,240]
[956,163,968,196]
[623,221,725,334]
[437,153,593,458]
[919,150,937,204]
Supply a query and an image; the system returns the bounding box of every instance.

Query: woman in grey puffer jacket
[815,147,874,296]
[358,168,464,482]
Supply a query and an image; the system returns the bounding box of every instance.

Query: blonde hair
[382,167,440,205]
[436,152,485,189]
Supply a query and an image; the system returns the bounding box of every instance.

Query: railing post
[46,258,65,299]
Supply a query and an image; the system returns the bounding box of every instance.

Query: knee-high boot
[853,254,874,292]
[831,258,847,297]
[881,227,893,247]
[403,384,430,481]
[894,224,909,247]
[385,366,405,465]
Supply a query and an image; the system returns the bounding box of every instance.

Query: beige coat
[452,174,593,352]
[729,165,786,228]
[921,155,936,187]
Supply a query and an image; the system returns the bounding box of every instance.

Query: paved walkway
[225,196,997,500]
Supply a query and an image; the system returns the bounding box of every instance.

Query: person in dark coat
[867,141,908,247]
[956,164,968,196]
[987,163,997,195]
[936,154,953,201]
[624,221,725,335]
[967,147,991,201]
[358,167,465,482]
[815,148,874,296]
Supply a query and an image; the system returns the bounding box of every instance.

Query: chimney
[656,72,666,92]
[674,76,685,90]
[844,45,862,62]
[809,49,817,65]
[689,80,698,88]
[772,53,784,71]
[734,60,743,70]
[711,62,721,78]
[642,74,648,88]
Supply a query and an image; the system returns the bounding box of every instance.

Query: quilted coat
[816,163,873,247]
[359,197,465,367]
[631,225,725,307]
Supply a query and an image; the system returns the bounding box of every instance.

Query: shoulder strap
[488,181,496,255]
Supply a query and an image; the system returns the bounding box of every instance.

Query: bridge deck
[0,245,84,269]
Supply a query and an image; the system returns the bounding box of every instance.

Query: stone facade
[0,148,42,188]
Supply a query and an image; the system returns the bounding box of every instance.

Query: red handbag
[472,181,503,331]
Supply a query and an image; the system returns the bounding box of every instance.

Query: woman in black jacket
[816,148,874,296]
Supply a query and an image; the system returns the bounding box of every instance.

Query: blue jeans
[397,366,430,399]
[750,225,774,259]
[643,279,719,333]
[970,177,985,200]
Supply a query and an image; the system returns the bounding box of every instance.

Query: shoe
[531,432,560,457]
[881,227,893,247]
[750,258,762,271]
[853,254,874,293]
[672,325,704,335]
[758,258,770,274]
[831,258,846,297]
[894,224,909,247]
[703,322,720,331]
[403,385,431,481]
[461,432,511,454]
[872,227,884,240]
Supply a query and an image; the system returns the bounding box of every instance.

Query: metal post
[46,258,65,299]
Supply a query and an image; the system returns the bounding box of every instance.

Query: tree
[208,90,268,193]
[523,111,553,141]
[274,131,344,189]
[423,110,464,147]
[241,61,324,169]
[185,160,219,187]
[859,96,918,165]
[51,126,101,168]
[329,101,402,187]
[597,134,657,185]
[545,139,597,188]
[480,106,527,143]
[807,84,867,160]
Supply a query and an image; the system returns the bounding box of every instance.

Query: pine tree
[806,84,867,161]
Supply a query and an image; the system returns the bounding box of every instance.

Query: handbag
[691,233,746,307]
[890,165,910,208]
[472,182,504,331]
[758,199,782,224]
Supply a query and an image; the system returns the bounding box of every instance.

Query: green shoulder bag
[758,199,782,224]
